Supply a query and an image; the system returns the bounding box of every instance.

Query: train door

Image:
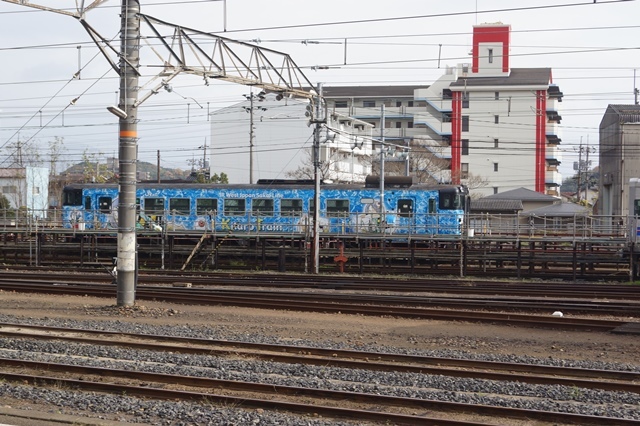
[251,198,275,232]
[629,178,640,242]
[222,198,247,231]
[141,197,165,230]
[396,198,415,234]
[196,198,217,231]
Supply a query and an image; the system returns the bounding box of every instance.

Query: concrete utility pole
[379,104,386,224]
[312,83,323,274]
[115,0,141,307]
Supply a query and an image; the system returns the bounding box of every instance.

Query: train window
[63,188,83,206]
[252,198,274,216]
[439,191,463,210]
[281,198,303,216]
[197,198,217,215]
[397,199,413,217]
[224,198,245,216]
[144,198,165,215]
[169,198,190,215]
[84,196,91,211]
[440,193,453,210]
[634,200,640,216]
[98,197,112,213]
[327,199,349,217]
[428,198,436,214]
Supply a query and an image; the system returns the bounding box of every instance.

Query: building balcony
[546,145,562,164]
[413,113,452,136]
[548,85,563,102]
[546,169,562,186]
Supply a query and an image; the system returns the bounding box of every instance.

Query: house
[470,187,584,236]
[0,167,50,218]
[598,104,640,217]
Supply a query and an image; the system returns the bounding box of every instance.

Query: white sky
[0,0,638,182]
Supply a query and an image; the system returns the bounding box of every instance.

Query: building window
[1,186,17,194]
[488,48,494,63]
[494,115,499,124]
[408,122,414,128]
[494,138,499,148]
[396,101,402,107]
[462,115,469,132]
[493,187,499,195]
[363,100,376,108]
[407,101,414,107]
[495,92,500,100]
[32,187,40,195]
[334,101,348,108]
[443,113,452,123]
[395,122,402,129]
[494,162,499,172]
[462,92,469,108]
[461,163,469,179]
[461,139,469,155]
[170,198,190,215]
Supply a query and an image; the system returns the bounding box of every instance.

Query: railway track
[1,323,639,425]
[0,277,636,332]
[4,266,640,299]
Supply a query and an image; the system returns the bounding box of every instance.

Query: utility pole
[244,90,266,184]
[249,92,254,184]
[115,0,141,307]
[312,83,323,274]
[576,139,582,203]
[379,104,386,225]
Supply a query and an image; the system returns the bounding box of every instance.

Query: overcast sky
[0,0,638,182]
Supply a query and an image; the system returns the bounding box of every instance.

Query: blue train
[61,177,468,236]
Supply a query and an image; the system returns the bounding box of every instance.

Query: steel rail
[0,282,631,331]
[1,323,639,393]
[3,268,640,299]
[1,359,637,426]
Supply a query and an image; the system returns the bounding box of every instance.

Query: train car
[61,178,468,236]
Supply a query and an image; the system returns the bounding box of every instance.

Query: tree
[193,171,229,183]
[285,149,335,181]
[81,149,116,183]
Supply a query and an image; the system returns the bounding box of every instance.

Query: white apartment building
[324,23,564,198]
[209,93,374,183]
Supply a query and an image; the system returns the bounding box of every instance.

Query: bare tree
[81,149,116,183]
[285,149,336,181]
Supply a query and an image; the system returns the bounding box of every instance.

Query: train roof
[63,179,467,193]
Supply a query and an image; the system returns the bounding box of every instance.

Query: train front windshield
[439,188,468,211]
